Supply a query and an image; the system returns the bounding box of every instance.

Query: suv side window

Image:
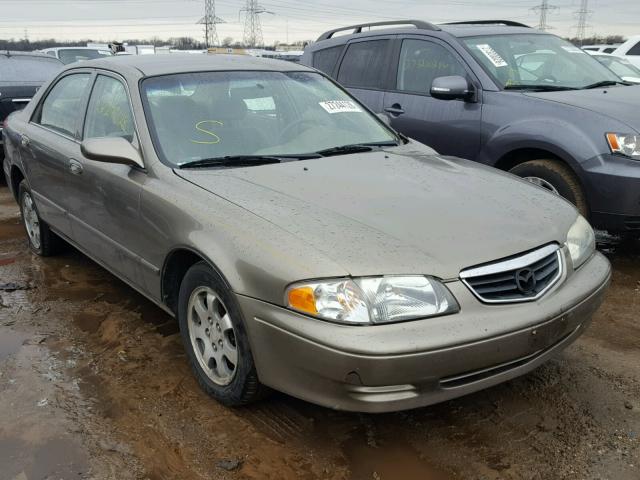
[628,41,640,56]
[84,75,135,141]
[36,73,92,137]
[313,46,343,77]
[337,39,390,89]
[396,39,467,95]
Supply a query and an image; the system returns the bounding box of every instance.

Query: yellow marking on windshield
[191,120,223,144]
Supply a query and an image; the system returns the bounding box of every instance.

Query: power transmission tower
[575,0,591,45]
[532,0,556,31]
[240,0,273,48]
[198,0,225,48]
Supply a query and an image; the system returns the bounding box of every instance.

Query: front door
[65,72,147,286]
[383,37,482,160]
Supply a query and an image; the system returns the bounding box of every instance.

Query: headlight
[566,215,595,269]
[606,133,640,159]
[285,276,459,325]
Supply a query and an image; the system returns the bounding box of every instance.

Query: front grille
[460,244,563,304]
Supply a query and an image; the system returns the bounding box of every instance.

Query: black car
[302,20,640,236]
[1,51,63,173]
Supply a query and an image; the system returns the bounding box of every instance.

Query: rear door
[20,71,93,235]
[335,37,394,112]
[382,37,482,160]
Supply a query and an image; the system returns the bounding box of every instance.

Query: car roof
[69,53,315,77]
[46,46,111,52]
[439,24,541,37]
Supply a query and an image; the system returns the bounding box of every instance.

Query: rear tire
[509,159,588,217]
[177,261,268,406]
[18,180,62,256]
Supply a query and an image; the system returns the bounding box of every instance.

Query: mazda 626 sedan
[2,55,611,412]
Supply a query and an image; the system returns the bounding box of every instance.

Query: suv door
[22,72,93,236]
[67,72,147,286]
[383,37,481,160]
[336,37,394,112]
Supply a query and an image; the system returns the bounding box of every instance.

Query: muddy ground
[0,183,638,480]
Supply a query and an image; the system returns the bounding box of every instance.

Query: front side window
[628,41,640,56]
[141,71,398,167]
[463,34,621,89]
[396,39,467,94]
[84,75,135,141]
[337,40,389,89]
[37,73,92,137]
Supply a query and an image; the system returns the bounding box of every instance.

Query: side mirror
[430,76,474,101]
[81,137,144,169]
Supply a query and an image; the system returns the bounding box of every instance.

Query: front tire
[509,160,588,217]
[178,261,267,406]
[18,180,61,256]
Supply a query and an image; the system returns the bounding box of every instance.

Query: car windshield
[140,71,398,167]
[463,34,622,89]
[58,48,112,64]
[0,56,62,82]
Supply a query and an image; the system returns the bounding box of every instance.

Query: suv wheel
[509,160,588,216]
[18,180,62,256]
[178,261,268,406]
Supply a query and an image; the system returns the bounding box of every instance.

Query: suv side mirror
[431,76,474,101]
[81,137,144,169]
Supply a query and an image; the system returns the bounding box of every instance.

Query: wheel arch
[160,246,232,316]
[10,165,26,202]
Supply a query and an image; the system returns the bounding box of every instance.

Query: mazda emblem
[515,268,537,294]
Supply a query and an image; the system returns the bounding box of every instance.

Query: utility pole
[575,0,590,45]
[198,0,225,48]
[532,0,556,31]
[240,0,273,48]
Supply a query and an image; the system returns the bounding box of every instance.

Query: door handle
[20,135,30,147]
[383,104,405,116]
[68,158,83,175]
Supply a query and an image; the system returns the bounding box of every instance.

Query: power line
[197,0,224,47]
[240,0,273,47]
[532,0,556,31]
[574,0,591,44]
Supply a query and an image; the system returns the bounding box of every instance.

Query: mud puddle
[0,327,29,360]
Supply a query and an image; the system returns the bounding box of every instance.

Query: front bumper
[238,251,611,412]
[582,153,640,233]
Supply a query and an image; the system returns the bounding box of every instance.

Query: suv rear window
[337,40,389,89]
[313,46,343,76]
[0,56,62,82]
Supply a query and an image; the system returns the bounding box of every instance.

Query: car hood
[524,85,640,132]
[175,146,578,279]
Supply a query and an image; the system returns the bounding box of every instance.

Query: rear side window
[313,46,343,76]
[37,73,91,137]
[0,56,62,82]
[628,41,640,56]
[337,40,389,89]
[84,75,135,141]
[396,39,467,95]
[603,47,616,54]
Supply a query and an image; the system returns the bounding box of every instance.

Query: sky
[0,0,638,45]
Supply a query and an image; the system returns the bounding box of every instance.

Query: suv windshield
[0,55,62,82]
[463,34,622,89]
[58,48,112,64]
[141,71,398,167]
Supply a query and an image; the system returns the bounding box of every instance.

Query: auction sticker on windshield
[476,44,508,67]
[319,100,362,114]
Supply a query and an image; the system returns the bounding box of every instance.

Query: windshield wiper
[504,84,578,92]
[581,80,629,89]
[316,141,399,157]
[178,154,319,169]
